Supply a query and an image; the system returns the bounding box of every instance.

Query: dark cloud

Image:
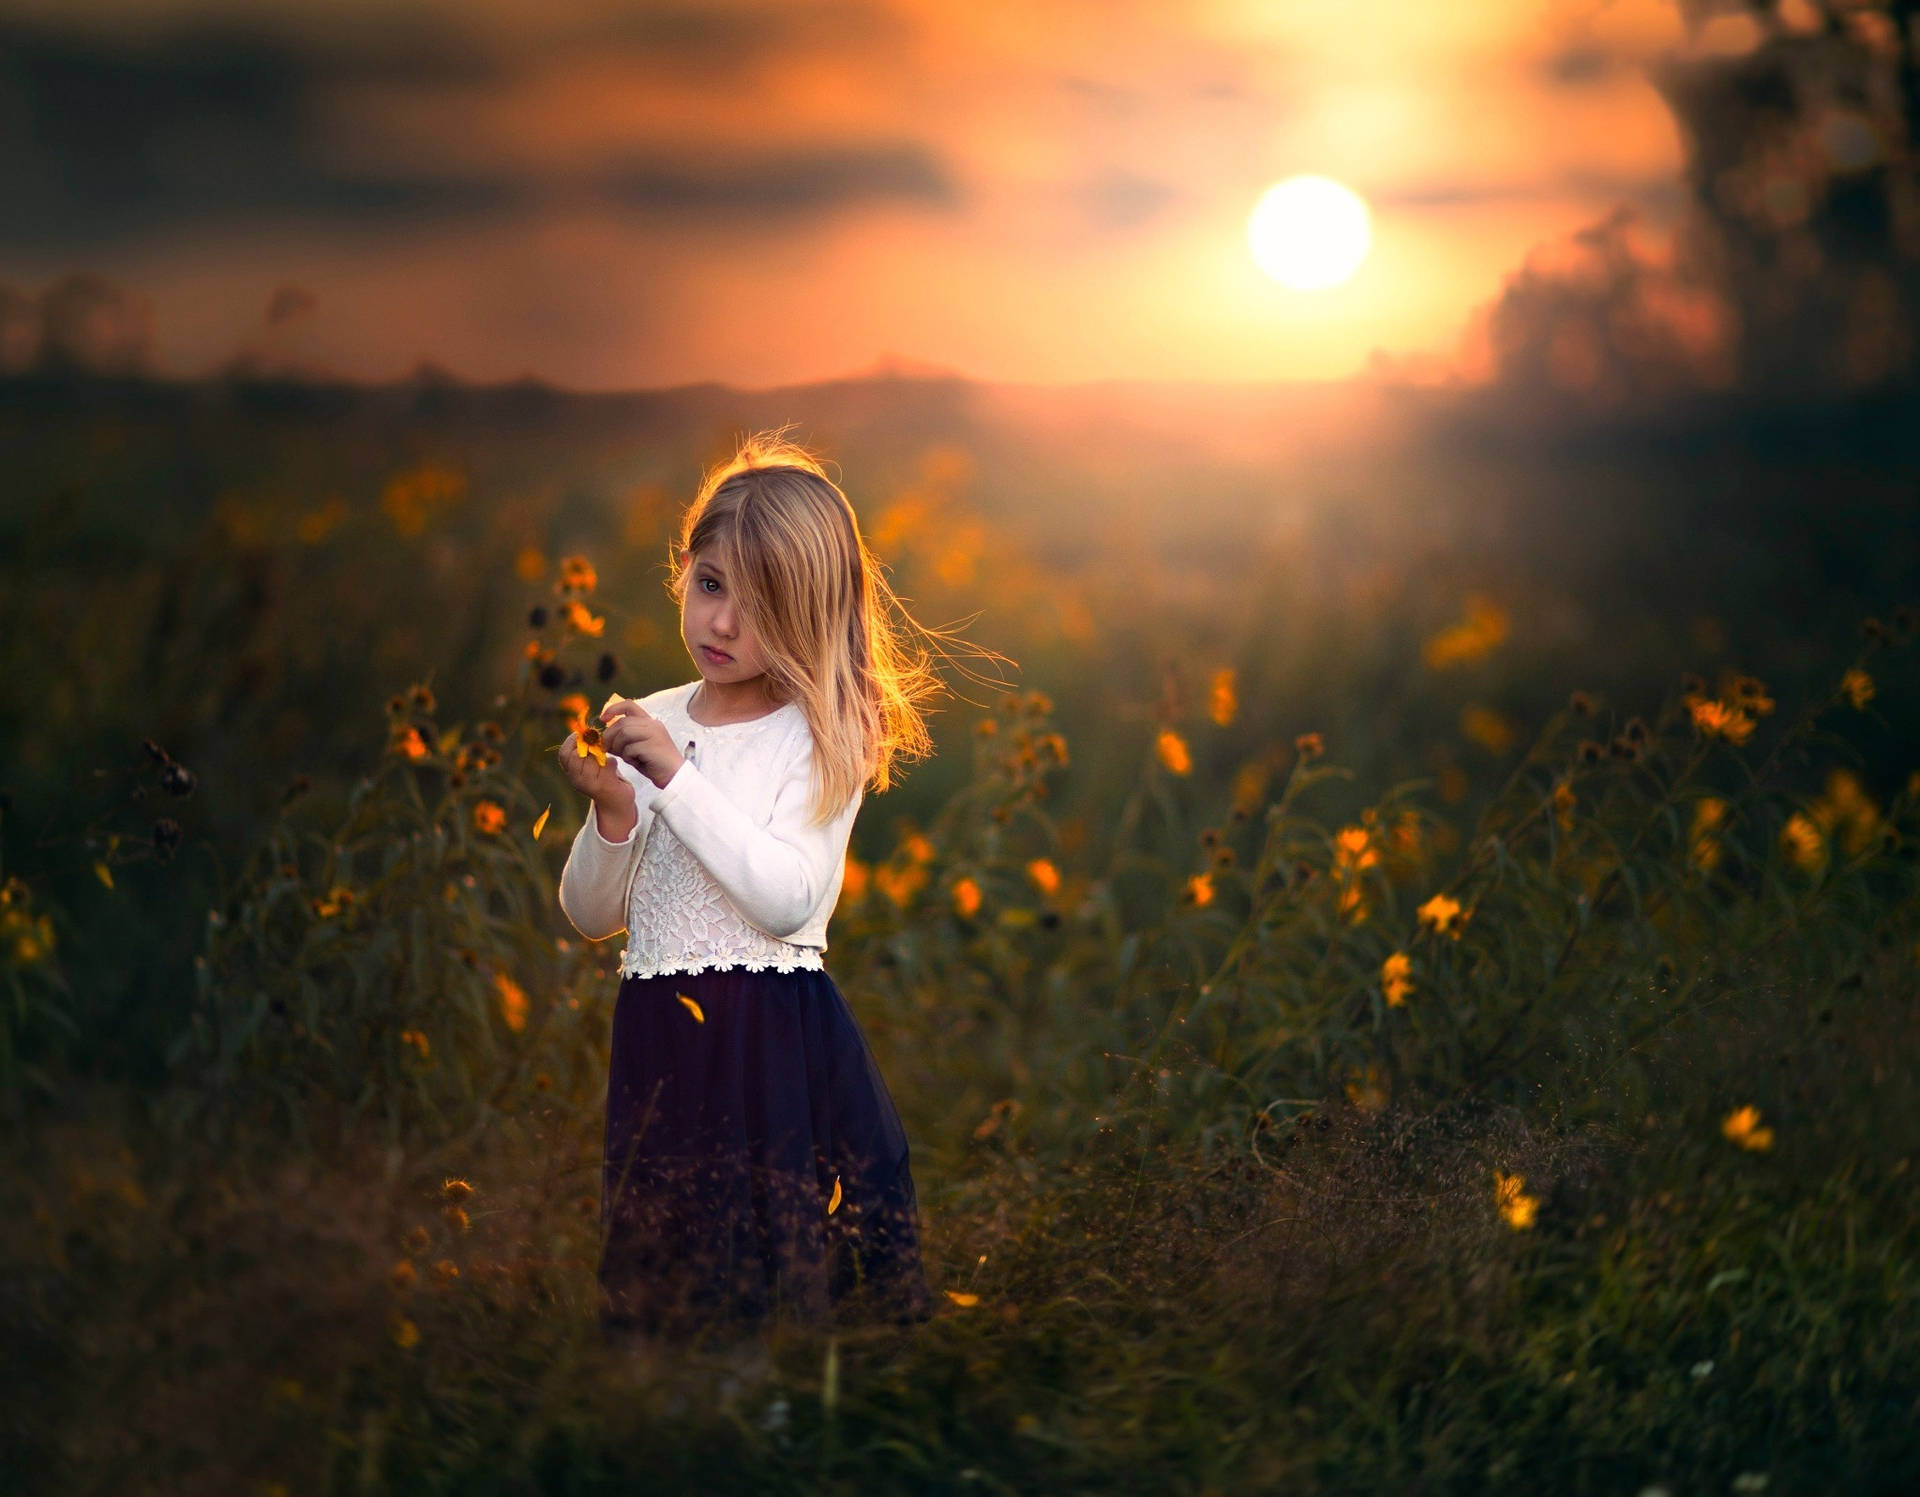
[593,144,958,214]
[0,9,951,252]
[0,19,518,250]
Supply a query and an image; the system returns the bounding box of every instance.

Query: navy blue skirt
[599,963,932,1339]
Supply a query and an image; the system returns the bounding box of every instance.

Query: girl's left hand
[600,697,688,790]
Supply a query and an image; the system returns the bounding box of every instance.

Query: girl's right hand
[559,725,637,823]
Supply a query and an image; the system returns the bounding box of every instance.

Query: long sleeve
[648,730,863,941]
[557,799,645,941]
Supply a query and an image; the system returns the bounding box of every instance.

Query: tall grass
[4,551,1916,1492]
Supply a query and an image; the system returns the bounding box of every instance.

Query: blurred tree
[1475,0,1919,407]
[1655,0,1920,392]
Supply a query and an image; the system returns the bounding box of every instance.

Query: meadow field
[2,371,1918,1495]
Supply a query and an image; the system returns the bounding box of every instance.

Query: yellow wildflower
[1686,695,1756,745]
[432,1259,460,1285]
[1552,780,1577,832]
[392,726,430,761]
[472,800,506,836]
[874,863,928,906]
[1186,871,1215,907]
[443,1205,469,1232]
[404,1225,432,1254]
[1780,813,1826,874]
[1381,952,1414,1007]
[1690,797,1727,871]
[1494,1170,1539,1230]
[573,726,608,768]
[1156,729,1192,776]
[951,877,983,918]
[514,545,546,582]
[1026,858,1061,895]
[1417,892,1469,938]
[557,555,598,594]
[311,884,354,919]
[1334,826,1379,872]
[388,1259,418,1291]
[1294,732,1324,761]
[903,832,935,865]
[559,598,605,637]
[1726,674,1774,716]
[494,971,528,1032]
[1460,705,1517,755]
[1209,667,1238,727]
[1840,669,1874,710]
[442,1178,473,1202]
[392,1316,421,1349]
[1423,594,1509,669]
[1721,1105,1775,1152]
[840,854,870,903]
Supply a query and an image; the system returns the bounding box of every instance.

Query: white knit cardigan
[556,679,864,978]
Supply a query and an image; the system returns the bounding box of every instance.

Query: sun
[1248,176,1373,291]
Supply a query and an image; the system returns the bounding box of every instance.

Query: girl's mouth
[702,645,733,664]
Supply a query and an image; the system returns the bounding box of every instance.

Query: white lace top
[555,679,865,980]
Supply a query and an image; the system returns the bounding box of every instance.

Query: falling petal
[944,1290,980,1307]
[532,805,551,840]
[678,993,705,1023]
[827,1176,843,1214]
[93,861,114,890]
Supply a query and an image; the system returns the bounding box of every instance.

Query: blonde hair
[666,430,1005,826]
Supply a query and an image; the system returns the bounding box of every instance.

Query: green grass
[3,385,1919,1492]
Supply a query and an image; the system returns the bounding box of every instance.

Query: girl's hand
[558,724,635,815]
[601,698,688,790]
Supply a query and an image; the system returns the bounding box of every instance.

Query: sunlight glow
[1248,176,1373,291]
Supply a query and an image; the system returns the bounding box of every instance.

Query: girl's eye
[700,578,721,594]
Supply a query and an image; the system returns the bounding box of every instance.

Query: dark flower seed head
[1578,739,1605,763]
[1569,690,1597,716]
[529,606,549,628]
[1624,717,1649,742]
[538,663,566,690]
[159,763,197,797]
[1680,673,1707,697]
[1862,616,1888,642]
[153,818,183,855]
[597,652,618,682]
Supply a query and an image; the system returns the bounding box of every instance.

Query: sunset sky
[0,0,1744,389]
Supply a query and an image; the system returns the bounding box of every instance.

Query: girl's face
[681,547,773,686]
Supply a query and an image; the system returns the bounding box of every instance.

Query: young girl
[556,432,952,1342]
